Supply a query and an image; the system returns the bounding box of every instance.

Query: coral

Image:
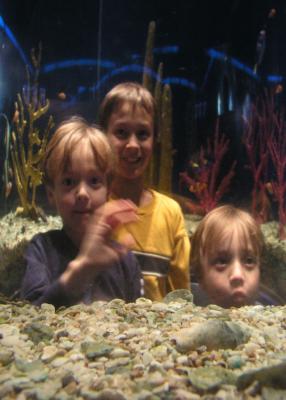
[243,89,286,239]
[10,45,54,220]
[242,93,272,224]
[180,120,236,215]
[267,109,286,240]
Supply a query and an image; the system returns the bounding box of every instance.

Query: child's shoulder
[257,284,285,306]
[30,229,64,243]
[28,229,72,253]
[151,189,182,210]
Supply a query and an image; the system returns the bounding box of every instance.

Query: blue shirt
[21,229,142,308]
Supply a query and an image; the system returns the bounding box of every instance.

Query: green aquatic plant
[10,45,54,220]
[0,113,13,204]
[158,83,173,192]
[142,20,155,93]
[142,21,173,193]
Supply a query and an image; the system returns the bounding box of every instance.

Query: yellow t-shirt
[111,189,190,301]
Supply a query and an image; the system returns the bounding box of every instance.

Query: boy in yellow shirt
[99,82,190,300]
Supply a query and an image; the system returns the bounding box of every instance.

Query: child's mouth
[122,157,141,164]
[232,290,246,301]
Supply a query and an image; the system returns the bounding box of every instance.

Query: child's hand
[82,198,138,253]
[81,199,138,258]
[101,199,139,228]
[59,200,138,293]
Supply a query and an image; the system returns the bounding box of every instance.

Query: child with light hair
[21,117,142,307]
[99,82,190,301]
[190,205,282,307]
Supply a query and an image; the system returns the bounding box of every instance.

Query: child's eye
[212,257,229,271]
[90,176,103,187]
[62,177,74,187]
[136,130,150,141]
[115,128,128,139]
[243,255,257,269]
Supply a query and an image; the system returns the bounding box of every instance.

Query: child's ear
[46,185,55,207]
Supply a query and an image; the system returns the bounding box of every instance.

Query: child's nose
[229,261,245,286]
[76,182,89,201]
[126,134,140,148]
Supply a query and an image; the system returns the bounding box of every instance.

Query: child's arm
[21,233,75,307]
[59,200,138,299]
[21,200,139,307]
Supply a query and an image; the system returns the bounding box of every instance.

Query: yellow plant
[10,45,54,220]
[142,21,173,192]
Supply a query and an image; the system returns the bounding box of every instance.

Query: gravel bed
[0,212,286,399]
[0,296,286,399]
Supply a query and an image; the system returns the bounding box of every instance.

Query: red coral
[242,94,271,224]
[267,107,286,239]
[243,89,286,239]
[180,119,236,215]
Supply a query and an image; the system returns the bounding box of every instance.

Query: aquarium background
[0,0,286,209]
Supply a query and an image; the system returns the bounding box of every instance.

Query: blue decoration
[0,15,32,72]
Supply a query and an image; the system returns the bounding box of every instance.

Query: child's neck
[110,177,152,207]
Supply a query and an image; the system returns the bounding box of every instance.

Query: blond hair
[99,82,157,135]
[43,116,113,186]
[191,205,264,280]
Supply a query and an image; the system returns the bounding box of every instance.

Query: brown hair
[99,82,157,135]
[43,116,113,186]
[190,205,264,281]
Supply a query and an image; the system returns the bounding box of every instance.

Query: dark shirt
[21,229,142,308]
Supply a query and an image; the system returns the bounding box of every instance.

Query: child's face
[107,102,154,181]
[200,229,260,308]
[47,142,107,245]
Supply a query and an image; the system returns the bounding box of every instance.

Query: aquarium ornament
[73,68,196,98]
[0,15,32,72]
[207,48,258,80]
[153,45,179,55]
[89,64,158,93]
[42,58,116,73]
[267,75,283,83]
[163,77,196,91]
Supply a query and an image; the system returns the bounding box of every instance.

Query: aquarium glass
[0,0,286,303]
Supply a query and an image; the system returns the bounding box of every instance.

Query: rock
[21,322,54,344]
[172,389,201,399]
[41,345,65,362]
[15,358,45,373]
[110,348,130,358]
[81,388,127,400]
[163,289,194,303]
[237,361,286,390]
[227,354,246,369]
[80,341,114,360]
[261,387,286,400]
[188,366,237,393]
[173,320,250,352]
[0,349,14,365]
